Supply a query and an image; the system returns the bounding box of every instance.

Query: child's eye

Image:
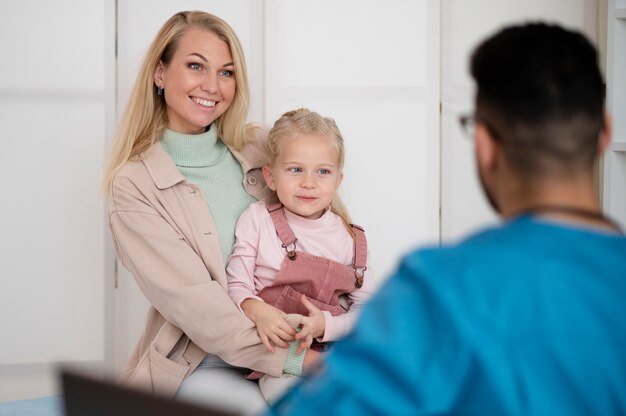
[318,168,332,175]
[287,167,302,173]
[189,63,202,71]
[218,69,234,77]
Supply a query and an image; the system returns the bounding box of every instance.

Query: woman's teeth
[192,97,216,107]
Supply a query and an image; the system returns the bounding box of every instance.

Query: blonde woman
[227,108,376,403]
[103,11,317,414]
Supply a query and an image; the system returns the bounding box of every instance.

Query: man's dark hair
[470,23,605,177]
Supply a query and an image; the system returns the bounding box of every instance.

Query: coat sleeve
[109,174,289,377]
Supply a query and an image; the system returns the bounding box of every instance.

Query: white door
[603,0,626,226]
[0,0,116,401]
[440,0,601,241]
[264,0,441,281]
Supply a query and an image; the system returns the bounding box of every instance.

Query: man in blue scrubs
[269,23,626,415]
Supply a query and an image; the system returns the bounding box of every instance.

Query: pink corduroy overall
[258,203,368,320]
[246,203,368,381]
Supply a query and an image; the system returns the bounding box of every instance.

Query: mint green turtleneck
[161,126,305,376]
[160,125,256,265]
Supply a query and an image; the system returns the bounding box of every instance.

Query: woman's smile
[191,96,216,108]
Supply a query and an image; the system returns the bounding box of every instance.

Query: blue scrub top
[269,216,626,415]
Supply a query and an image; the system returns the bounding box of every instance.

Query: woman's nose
[202,72,218,93]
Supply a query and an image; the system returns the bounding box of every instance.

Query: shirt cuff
[236,295,265,314]
[283,339,305,376]
[317,311,333,343]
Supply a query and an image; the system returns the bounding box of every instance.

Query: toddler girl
[226,108,376,403]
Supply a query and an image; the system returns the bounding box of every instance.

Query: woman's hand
[295,295,326,354]
[241,299,296,352]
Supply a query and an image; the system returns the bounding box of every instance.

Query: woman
[102,11,316,413]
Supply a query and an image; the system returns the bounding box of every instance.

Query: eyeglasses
[458,113,503,141]
[458,114,475,139]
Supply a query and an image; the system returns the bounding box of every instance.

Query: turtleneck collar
[160,124,227,168]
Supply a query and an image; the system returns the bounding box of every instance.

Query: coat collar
[140,141,186,190]
[140,139,259,190]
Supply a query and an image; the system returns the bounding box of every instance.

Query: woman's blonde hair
[102,10,249,193]
[266,108,354,237]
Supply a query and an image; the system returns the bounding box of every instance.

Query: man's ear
[475,122,500,174]
[598,112,613,156]
[262,165,276,191]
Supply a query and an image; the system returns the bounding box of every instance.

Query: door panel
[265,0,441,281]
[440,0,599,241]
[603,0,626,226]
[0,0,115,401]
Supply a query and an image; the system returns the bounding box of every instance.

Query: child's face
[263,133,343,220]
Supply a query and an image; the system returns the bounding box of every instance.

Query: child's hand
[296,295,326,354]
[241,299,296,352]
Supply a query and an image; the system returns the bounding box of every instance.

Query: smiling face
[154,29,236,134]
[263,133,343,220]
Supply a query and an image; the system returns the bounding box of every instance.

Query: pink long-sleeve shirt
[227,201,376,342]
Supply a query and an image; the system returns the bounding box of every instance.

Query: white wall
[440,0,600,241]
[264,0,441,279]
[0,0,116,401]
[603,0,626,227]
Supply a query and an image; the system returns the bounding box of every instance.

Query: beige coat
[108,132,299,397]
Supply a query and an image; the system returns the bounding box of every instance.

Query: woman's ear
[154,61,165,88]
[262,165,276,191]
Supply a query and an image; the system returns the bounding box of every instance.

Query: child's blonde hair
[266,108,354,237]
[102,11,250,193]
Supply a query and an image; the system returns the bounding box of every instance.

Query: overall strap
[350,224,368,288]
[266,203,297,247]
[351,224,368,268]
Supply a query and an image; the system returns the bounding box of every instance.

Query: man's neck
[499,173,617,232]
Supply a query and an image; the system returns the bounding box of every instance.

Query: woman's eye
[189,63,202,71]
[218,69,234,77]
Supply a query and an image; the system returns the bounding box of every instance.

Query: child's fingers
[260,333,275,353]
[300,295,320,316]
[268,331,289,349]
[275,327,296,342]
[296,335,312,355]
[295,317,314,339]
[278,319,297,337]
[295,330,309,340]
